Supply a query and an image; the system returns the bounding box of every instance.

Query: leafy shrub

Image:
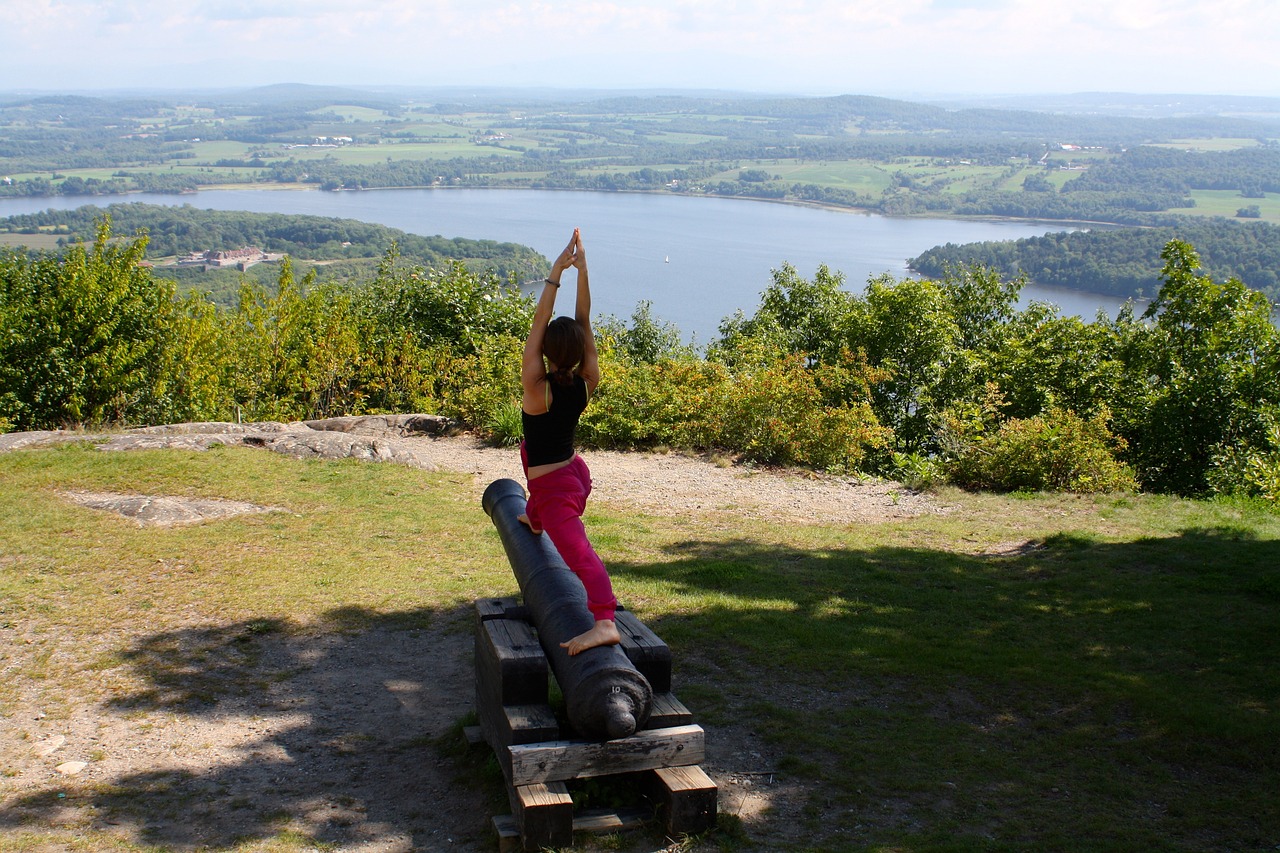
[0,220,209,429]
[888,452,945,491]
[485,400,524,448]
[1207,417,1280,503]
[581,357,720,449]
[431,335,524,433]
[946,407,1137,493]
[679,350,889,471]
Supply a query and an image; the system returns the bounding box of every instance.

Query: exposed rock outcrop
[1,415,456,469]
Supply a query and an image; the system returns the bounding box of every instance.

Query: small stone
[35,735,66,757]
[55,761,88,775]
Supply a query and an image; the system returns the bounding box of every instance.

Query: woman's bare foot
[560,620,621,656]
[517,513,542,535]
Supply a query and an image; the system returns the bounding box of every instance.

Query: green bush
[947,407,1137,494]
[431,334,524,434]
[485,400,524,448]
[0,220,211,429]
[679,351,889,471]
[1208,418,1280,503]
[581,356,719,449]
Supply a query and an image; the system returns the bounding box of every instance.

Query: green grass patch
[0,447,1277,850]
[311,105,394,122]
[1150,138,1265,152]
[0,232,62,250]
[1174,189,1280,223]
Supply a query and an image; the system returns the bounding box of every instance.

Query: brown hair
[542,316,585,385]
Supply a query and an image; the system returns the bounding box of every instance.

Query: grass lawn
[0,443,1277,851]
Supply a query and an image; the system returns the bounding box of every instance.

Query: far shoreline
[2,179,1114,233]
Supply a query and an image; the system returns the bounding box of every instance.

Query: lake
[0,187,1132,342]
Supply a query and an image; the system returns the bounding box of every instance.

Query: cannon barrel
[482,478,652,740]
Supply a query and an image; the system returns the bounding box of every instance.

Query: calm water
[0,188,1133,342]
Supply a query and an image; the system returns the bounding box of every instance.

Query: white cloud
[1,0,1277,94]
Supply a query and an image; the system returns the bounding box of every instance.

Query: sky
[2,0,1278,98]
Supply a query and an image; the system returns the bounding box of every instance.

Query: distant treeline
[0,203,546,283]
[911,218,1280,301]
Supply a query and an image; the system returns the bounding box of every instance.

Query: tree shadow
[613,525,1279,849]
[3,526,1275,851]
[0,604,492,851]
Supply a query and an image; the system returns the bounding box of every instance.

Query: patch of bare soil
[1,421,948,851]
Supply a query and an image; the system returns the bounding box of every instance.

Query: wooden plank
[511,782,573,851]
[651,764,718,836]
[615,610,672,693]
[507,725,705,786]
[645,692,693,729]
[476,596,532,624]
[573,806,651,833]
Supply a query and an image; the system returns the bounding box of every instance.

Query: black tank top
[522,375,588,467]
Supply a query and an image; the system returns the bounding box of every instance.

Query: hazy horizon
[3,1,1277,99]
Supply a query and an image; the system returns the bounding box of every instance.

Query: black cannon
[482,478,653,740]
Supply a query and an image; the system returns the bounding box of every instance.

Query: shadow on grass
[621,526,1279,850]
[2,527,1276,851]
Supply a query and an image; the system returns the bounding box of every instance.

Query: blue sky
[3,0,1278,97]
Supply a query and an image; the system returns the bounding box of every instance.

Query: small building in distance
[176,247,283,271]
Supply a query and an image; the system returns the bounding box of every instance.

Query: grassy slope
[1,443,1277,851]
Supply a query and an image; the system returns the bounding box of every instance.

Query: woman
[518,228,621,655]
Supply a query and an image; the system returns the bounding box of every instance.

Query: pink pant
[521,446,617,622]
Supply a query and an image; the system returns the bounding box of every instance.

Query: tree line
[0,204,545,289]
[911,218,1280,300]
[3,221,1277,503]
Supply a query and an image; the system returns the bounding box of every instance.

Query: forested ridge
[3,223,1277,503]
[912,218,1280,300]
[0,204,545,300]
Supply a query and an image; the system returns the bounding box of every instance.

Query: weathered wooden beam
[615,608,673,693]
[507,724,705,786]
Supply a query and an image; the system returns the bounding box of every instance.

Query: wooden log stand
[474,596,718,852]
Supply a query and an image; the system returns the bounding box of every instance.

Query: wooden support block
[651,764,718,836]
[615,609,672,693]
[492,814,521,853]
[511,781,573,851]
[476,618,547,708]
[507,725,705,786]
[476,596,530,625]
[476,617,550,750]
[502,704,560,746]
[645,692,694,729]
